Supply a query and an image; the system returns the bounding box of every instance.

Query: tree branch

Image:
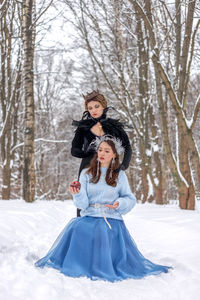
[30,0,54,29]
[183,19,200,107]
[11,138,68,153]
[190,93,200,130]
[0,64,22,144]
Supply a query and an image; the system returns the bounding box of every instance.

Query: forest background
[0,0,200,210]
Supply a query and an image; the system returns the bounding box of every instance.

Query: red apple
[70,181,81,189]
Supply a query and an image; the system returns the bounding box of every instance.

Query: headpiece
[89,135,124,155]
[82,89,100,101]
[82,89,107,110]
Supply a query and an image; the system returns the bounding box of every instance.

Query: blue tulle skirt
[35,216,172,282]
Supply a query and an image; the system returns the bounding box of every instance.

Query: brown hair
[84,94,107,110]
[86,140,120,187]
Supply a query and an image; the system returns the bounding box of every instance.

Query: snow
[0,199,200,300]
[147,174,154,197]
[146,149,151,157]
[185,117,193,129]
[152,143,159,152]
[154,177,159,186]
[185,93,200,130]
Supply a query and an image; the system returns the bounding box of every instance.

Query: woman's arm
[71,127,91,158]
[120,130,132,170]
[115,171,136,215]
[72,170,89,210]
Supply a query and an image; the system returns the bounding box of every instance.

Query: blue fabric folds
[35,216,172,282]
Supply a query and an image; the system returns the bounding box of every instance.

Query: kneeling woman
[35,136,172,282]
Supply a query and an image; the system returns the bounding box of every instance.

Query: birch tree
[0,0,22,200]
[22,0,36,202]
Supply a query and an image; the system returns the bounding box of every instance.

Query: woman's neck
[100,163,109,168]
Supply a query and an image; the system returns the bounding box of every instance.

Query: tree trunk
[2,123,11,199]
[134,7,152,203]
[22,0,36,202]
[0,1,21,200]
[175,0,181,86]
[139,140,149,203]
[178,0,196,107]
[177,118,195,209]
[149,105,163,204]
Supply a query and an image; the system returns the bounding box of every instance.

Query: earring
[109,158,115,179]
[96,159,100,178]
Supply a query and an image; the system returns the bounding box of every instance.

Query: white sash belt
[89,203,112,230]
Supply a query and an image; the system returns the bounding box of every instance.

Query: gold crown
[82,89,100,101]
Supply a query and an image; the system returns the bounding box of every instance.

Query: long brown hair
[86,140,120,187]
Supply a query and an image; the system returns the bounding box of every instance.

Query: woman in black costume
[71,90,132,216]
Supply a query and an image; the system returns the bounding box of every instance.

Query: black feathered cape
[71,108,132,177]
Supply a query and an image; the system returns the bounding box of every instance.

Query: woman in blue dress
[35,136,172,282]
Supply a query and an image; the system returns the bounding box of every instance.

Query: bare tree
[60,0,166,204]
[1,0,199,208]
[131,0,200,209]
[33,50,78,200]
[21,0,55,202]
[0,0,22,200]
[60,0,200,209]
[22,0,36,202]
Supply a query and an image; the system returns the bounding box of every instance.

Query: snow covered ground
[0,199,200,300]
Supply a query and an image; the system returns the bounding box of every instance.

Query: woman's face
[87,100,104,118]
[97,142,116,167]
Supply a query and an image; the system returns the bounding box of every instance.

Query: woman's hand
[105,201,119,209]
[69,185,80,194]
[90,122,104,136]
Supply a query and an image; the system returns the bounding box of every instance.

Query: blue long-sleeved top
[73,167,136,220]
